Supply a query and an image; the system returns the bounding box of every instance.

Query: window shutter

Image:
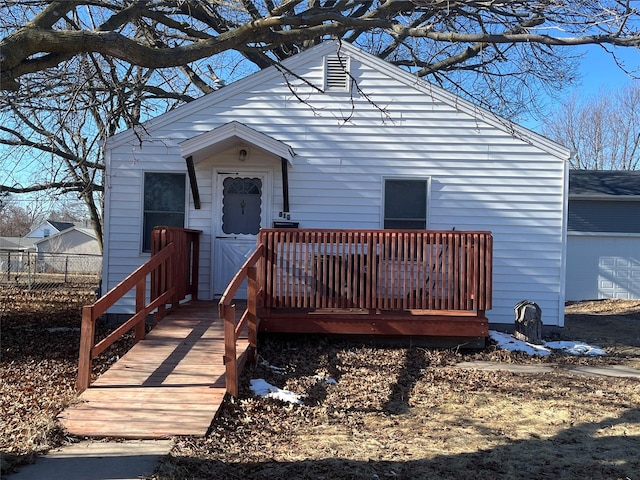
[325,55,350,92]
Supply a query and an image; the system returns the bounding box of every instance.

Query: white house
[26,220,75,239]
[34,226,102,274]
[34,226,101,256]
[102,41,571,328]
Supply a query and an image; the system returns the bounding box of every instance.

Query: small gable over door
[179,121,295,210]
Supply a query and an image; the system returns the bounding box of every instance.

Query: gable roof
[33,226,97,246]
[0,237,38,251]
[49,220,75,231]
[180,121,296,164]
[569,170,640,197]
[106,40,569,160]
[26,220,76,238]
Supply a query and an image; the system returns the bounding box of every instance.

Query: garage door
[566,234,640,300]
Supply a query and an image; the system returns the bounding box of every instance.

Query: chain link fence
[0,251,102,291]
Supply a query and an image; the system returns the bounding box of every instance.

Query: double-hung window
[142,172,186,252]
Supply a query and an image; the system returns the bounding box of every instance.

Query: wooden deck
[59,301,248,439]
[67,227,494,429]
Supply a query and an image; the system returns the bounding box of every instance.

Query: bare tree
[2,1,640,115]
[0,34,217,250]
[0,195,40,236]
[543,83,640,170]
[2,0,640,240]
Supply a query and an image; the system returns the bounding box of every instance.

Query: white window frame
[141,171,187,253]
[382,176,431,229]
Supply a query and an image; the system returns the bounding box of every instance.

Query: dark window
[384,179,427,229]
[222,177,262,235]
[142,172,186,252]
[568,199,640,233]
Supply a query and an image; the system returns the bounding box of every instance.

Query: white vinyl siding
[103,41,569,326]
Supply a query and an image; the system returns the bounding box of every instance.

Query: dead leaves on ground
[0,287,132,475]
[160,335,640,480]
[2,289,639,479]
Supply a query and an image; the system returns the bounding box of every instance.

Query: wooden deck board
[59,301,248,439]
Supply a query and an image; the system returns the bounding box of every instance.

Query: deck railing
[260,229,492,313]
[219,244,263,398]
[76,226,201,392]
[220,228,492,396]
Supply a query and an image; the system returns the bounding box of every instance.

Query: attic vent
[325,55,350,92]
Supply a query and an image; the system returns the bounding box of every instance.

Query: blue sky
[522,45,639,132]
[571,45,639,96]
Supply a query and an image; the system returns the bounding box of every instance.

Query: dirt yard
[1,293,639,479]
[562,299,640,368]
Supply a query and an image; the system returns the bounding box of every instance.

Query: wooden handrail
[77,227,201,392]
[219,244,264,397]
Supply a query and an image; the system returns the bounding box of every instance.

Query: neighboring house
[566,170,640,300]
[26,220,76,239]
[102,41,571,328]
[35,226,100,255]
[34,227,102,274]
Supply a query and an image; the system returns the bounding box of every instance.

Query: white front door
[213,171,268,298]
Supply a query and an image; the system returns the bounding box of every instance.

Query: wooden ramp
[59,301,248,439]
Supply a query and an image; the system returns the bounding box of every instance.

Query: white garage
[566,233,640,300]
[565,171,640,301]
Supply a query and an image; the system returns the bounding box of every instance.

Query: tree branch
[3,1,640,90]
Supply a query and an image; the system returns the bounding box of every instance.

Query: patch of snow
[489,331,551,356]
[46,327,80,333]
[313,375,337,384]
[544,341,606,356]
[250,378,303,404]
[489,331,606,357]
[258,358,286,374]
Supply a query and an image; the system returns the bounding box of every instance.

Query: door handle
[216,236,237,239]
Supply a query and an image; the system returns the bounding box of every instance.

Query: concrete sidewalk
[6,439,172,480]
[456,361,640,379]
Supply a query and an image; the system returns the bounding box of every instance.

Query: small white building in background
[102,41,571,328]
[566,170,640,300]
[34,226,100,255]
[26,220,76,239]
[34,226,102,274]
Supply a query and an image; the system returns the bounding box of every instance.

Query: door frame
[211,167,273,298]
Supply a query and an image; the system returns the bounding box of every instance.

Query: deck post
[77,305,95,392]
[135,277,146,343]
[190,232,200,300]
[222,304,239,397]
[247,265,258,362]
